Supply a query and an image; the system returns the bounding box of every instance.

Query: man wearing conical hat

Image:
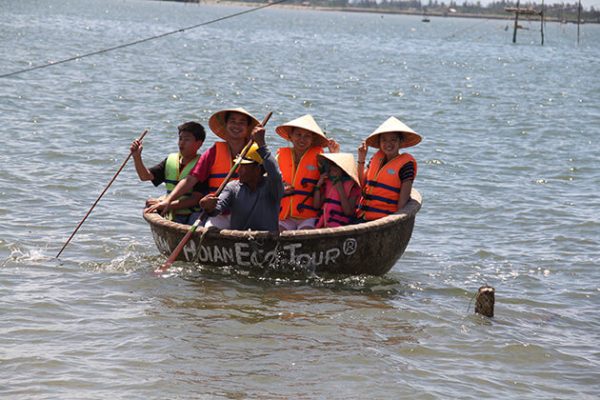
[313,153,361,228]
[275,114,340,231]
[146,107,260,228]
[356,116,422,221]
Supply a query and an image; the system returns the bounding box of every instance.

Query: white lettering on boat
[235,242,251,266]
[154,233,171,254]
[283,243,302,260]
[154,231,358,268]
[222,247,234,264]
[183,239,196,261]
[325,248,341,264]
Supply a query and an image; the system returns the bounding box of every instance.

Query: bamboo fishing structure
[506,3,545,45]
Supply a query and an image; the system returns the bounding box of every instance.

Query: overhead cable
[0,0,288,79]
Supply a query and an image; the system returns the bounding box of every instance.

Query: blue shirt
[213,146,284,231]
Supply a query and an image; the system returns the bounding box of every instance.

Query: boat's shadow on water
[156,262,424,345]
[175,261,408,296]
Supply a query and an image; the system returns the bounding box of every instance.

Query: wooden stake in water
[475,285,495,318]
[512,0,520,44]
[541,0,545,46]
[56,129,149,258]
[577,0,582,45]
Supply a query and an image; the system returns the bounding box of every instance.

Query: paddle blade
[153,215,205,274]
[154,228,194,274]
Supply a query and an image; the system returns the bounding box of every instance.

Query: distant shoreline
[191,0,596,24]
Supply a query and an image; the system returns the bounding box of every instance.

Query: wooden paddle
[154,112,272,274]
[56,129,149,258]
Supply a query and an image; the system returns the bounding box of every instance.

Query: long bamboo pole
[56,129,149,258]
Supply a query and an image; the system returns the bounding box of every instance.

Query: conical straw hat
[275,114,328,147]
[317,153,359,186]
[208,107,260,141]
[365,117,422,149]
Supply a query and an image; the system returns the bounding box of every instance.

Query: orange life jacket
[357,151,417,221]
[316,180,358,228]
[277,146,322,219]
[207,142,237,193]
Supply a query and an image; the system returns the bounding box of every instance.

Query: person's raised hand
[130,139,143,158]
[327,138,340,153]
[251,125,266,147]
[357,141,368,164]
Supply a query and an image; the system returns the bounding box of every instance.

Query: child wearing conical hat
[313,153,361,229]
[356,116,422,221]
[275,114,340,231]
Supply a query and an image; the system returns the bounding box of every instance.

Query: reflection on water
[179,261,407,295]
[1,0,600,398]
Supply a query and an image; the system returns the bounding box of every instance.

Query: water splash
[1,244,54,267]
[81,252,161,274]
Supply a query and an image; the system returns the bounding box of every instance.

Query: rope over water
[0,0,288,79]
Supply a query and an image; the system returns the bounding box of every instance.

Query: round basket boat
[144,189,422,276]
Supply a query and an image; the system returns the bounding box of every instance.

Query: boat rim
[144,189,422,240]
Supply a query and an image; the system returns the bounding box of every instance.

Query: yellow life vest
[165,152,200,217]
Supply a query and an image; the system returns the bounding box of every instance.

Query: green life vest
[164,152,200,218]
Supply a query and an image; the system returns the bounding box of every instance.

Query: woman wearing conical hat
[275,114,340,231]
[147,107,260,229]
[313,153,361,229]
[356,117,422,221]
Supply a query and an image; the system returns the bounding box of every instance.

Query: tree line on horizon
[191,0,599,21]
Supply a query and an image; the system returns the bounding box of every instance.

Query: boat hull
[144,190,422,276]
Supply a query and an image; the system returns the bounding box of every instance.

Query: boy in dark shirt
[130,121,207,224]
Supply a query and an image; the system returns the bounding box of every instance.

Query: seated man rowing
[199,124,284,232]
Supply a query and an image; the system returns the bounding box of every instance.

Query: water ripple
[1,1,600,398]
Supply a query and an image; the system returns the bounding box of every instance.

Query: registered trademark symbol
[342,238,357,256]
